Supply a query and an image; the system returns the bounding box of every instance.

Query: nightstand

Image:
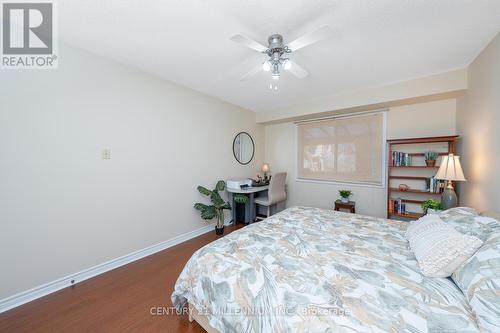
[334,200,356,213]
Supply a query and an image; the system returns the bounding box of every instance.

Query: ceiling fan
[230,26,333,82]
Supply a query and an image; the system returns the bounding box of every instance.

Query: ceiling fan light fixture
[232,27,328,81]
[262,61,271,72]
[283,59,292,70]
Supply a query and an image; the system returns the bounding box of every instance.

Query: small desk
[334,200,356,213]
[227,186,269,224]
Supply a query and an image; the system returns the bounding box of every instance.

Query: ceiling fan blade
[287,26,333,52]
[287,61,309,79]
[230,34,268,53]
[239,64,262,81]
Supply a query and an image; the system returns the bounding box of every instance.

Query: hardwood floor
[0,223,244,333]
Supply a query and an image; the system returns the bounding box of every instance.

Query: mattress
[172,206,479,332]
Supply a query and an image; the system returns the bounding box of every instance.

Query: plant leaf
[215,180,226,192]
[197,186,212,196]
[234,194,248,204]
[194,203,208,211]
[201,206,217,220]
[211,190,225,207]
[222,202,232,210]
[194,204,217,220]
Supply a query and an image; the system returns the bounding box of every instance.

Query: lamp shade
[261,163,270,173]
[435,154,466,181]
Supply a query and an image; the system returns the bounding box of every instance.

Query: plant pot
[425,159,436,167]
[215,226,224,236]
[341,197,349,204]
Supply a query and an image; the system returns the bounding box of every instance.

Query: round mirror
[233,132,255,165]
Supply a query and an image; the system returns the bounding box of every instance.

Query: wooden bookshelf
[390,212,423,219]
[389,176,428,180]
[389,188,442,195]
[389,166,439,169]
[387,136,458,221]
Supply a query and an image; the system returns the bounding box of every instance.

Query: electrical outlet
[102,149,111,160]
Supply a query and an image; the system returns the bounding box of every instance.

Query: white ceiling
[60,0,500,112]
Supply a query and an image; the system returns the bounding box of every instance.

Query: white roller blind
[297,112,384,185]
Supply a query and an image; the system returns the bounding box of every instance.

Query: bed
[172,206,482,332]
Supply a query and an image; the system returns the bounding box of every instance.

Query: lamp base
[441,187,458,210]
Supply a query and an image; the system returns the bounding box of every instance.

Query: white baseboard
[0,223,215,314]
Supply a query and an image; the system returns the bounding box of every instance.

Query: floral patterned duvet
[172,206,479,333]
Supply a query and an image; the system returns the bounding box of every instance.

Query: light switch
[102,149,111,160]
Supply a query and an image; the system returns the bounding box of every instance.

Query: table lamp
[435,154,466,209]
[261,163,270,181]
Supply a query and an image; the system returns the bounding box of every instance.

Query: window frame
[294,110,387,189]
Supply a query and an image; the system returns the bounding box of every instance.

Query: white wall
[457,33,500,212]
[0,44,264,299]
[387,99,456,139]
[257,69,466,123]
[265,99,457,217]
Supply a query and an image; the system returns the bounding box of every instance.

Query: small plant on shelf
[339,190,352,203]
[424,151,438,167]
[194,180,231,236]
[421,199,443,215]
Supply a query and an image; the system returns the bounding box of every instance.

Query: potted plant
[339,190,352,203]
[194,180,231,235]
[421,199,443,215]
[233,194,248,222]
[424,151,438,167]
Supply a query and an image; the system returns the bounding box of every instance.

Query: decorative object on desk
[261,163,270,181]
[424,151,438,167]
[233,132,255,165]
[398,184,410,191]
[253,174,269,187]
[339,189,352,204]
[422,199,443,215]
[194,180,231,236]
[252,179,268,187]
[435,154,466,210]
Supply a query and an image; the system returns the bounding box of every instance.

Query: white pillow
[406,214,483,277]
[452,232,500,333]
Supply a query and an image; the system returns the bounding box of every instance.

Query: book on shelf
[426,177,445,193]
[391,198,406,214]
[391,151,412,166]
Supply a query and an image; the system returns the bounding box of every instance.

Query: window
[297,112,384,185]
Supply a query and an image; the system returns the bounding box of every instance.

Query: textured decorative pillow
[439,207,500,241]
[480,210,500,221]
[452,232,500,333]
[440,206,479,217]
[406,214,483,277]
